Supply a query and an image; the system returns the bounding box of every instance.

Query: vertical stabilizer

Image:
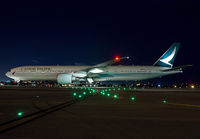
[153,43,180,68]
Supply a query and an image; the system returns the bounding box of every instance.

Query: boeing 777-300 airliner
[6,43,191,84]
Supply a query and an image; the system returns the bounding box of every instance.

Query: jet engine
[57,73,87,84]
[57,74,73,84]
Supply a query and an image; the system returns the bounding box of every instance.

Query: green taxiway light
[162,100,167,104]
[102,92,105,95]
[113,94,118,98]
[107,93,111,97]
[113,88,116,91]
[17,112,23,116]
[73,93,77,96]
[36,96,40,98]
[83,92,86,95]
[78,95,82,98]
[123,88,126,90]
[131,97,135,101]
[109,89,111,91]
[134,88,137,90]
[118,88,120,91]
[89,91,92,94]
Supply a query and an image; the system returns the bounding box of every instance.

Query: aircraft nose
[6,72,11,77]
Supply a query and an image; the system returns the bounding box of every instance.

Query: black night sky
[0,1,200,83]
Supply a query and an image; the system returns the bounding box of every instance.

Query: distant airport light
[115,56,120,61]
[190,85,195,89]
[17,112,23,116]
[131,97,135,101]
[136,83,140,87]
[36,96,40,98]
[78,95,82,98]
[162,100,167,104]
[157,84,161,88]
[107,93,111,97]
[113,94,118,98]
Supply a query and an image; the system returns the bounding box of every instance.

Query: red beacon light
[115,56,120,61]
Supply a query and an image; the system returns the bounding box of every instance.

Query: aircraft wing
[79,56,129,73]
[161,65,192,72]
[72,56,129,81]
[93,56,129,68]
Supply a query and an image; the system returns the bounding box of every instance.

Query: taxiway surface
[0,87,200,139]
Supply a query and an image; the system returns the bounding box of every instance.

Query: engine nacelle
[57,74,73,84]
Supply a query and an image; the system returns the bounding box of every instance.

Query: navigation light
[131,97,135,101]
[113,94,118,98]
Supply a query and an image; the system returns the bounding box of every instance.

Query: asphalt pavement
[0,87,200,139]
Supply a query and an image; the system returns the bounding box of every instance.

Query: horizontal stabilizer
[162,65,192,72]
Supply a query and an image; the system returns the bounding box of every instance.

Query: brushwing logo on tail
[160,47,176,67]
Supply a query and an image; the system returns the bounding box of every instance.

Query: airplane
[6,42,191,84]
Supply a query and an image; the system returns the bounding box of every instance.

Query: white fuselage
[6,65,182,82]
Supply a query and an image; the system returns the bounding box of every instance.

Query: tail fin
[153,42,180,68]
